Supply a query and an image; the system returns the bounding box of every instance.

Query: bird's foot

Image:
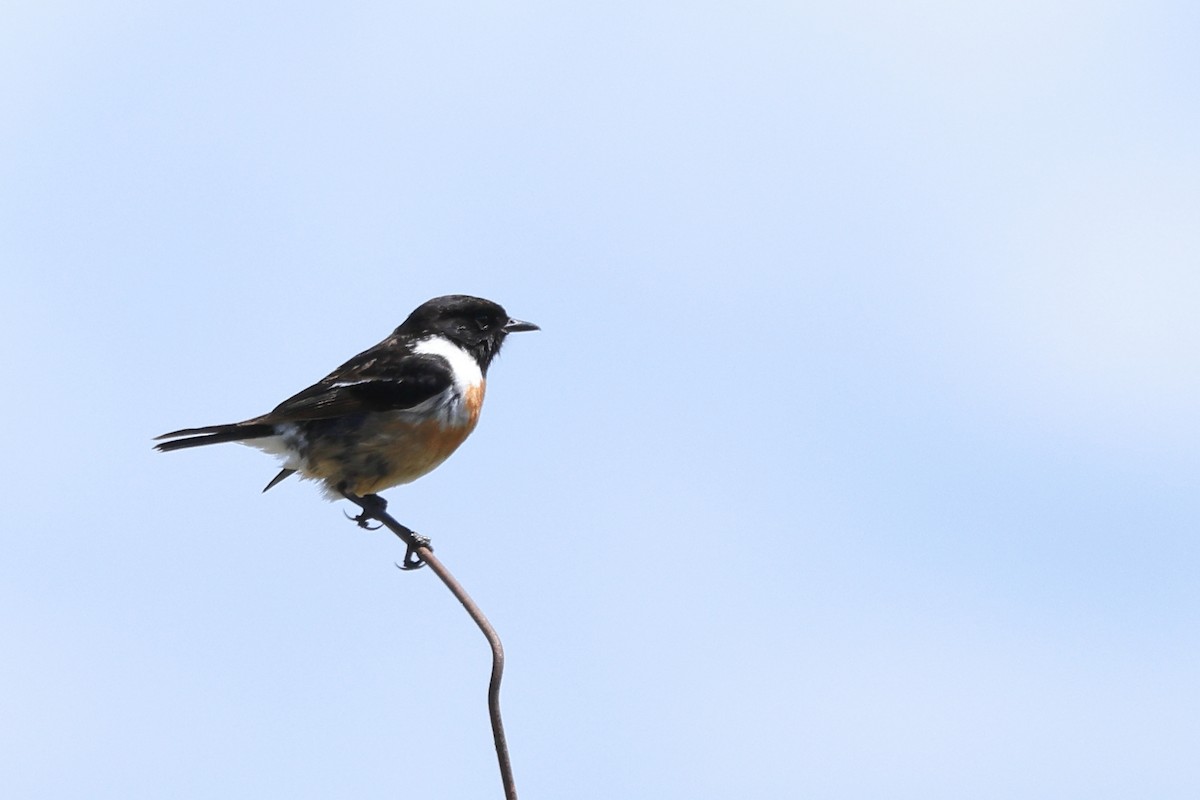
[341,491,387,530]
[340,489,431,570]
[397,533,433,571]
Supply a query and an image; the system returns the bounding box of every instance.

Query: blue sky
[2,1,1197,797]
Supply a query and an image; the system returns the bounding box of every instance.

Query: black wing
[259,352,453,424]
[155,338,452,452]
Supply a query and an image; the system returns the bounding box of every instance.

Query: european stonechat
[156,294,537,562]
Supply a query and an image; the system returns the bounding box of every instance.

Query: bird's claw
[396,535,432,570]
[342,509,382,530]
[340,491,389,529]
[340,490,431,570]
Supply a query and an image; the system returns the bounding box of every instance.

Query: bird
[155,294,538,565]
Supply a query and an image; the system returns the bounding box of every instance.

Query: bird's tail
[154,423,277,452]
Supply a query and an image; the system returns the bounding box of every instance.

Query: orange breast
[320,380,487,496]
[464,382,485,426]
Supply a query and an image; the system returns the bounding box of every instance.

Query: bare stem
[350,502,517,800]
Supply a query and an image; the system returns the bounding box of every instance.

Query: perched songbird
[156,295,537,563]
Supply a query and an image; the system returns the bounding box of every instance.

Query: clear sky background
[2,1,1197,797]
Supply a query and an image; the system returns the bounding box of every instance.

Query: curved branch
[348,500,518,800]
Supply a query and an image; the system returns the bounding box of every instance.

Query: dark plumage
[155,295,537,497]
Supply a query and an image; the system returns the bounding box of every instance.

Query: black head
[396,295,538,372]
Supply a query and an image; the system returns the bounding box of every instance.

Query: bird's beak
[504,318,539,333]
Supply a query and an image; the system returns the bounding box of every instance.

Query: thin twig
[349,501,517,800]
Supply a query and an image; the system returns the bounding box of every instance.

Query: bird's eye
[475,315,492,330]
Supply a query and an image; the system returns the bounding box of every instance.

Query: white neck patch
[414,335,484,392]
